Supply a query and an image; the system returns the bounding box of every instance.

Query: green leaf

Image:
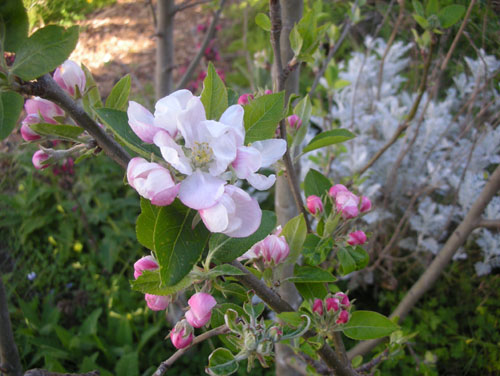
[0,0,29,52]
[289,265,336,283]
[0,91,24,140]
[413,14,429,29]
[281,214,307,264]
[207,264,246,277]
[333,79,351,90]
[29,123,84,141]
[114,352,139,376]
[105,74,131,111]
[350,246,370,270]
[304,169,331,198]
[244,92,285,143]
[210,211,276,263]
[296,282,327,301]
[338,247,356,275]
[243,301,265,320]
[437,5,465,28]
[201,62,228,120]
[79,308,102,336]
[130,270,192,295]
[255,13,271,31]
[425,0,439,16]
[136,200,210,286]
[11,25,79,81]
[207,348,239,376]
[136,198,160,250]
[342,311,398,340]
[277,311,303,327]
[303,129,355,153]
[412,0,425,17]
[291,95,312,148]
[289,24,303,56]
[95,107,159,159]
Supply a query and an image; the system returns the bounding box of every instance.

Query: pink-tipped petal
[134,255,158,279]
[250,139,287,168]
[312,299,323,315]
[128,101,161,143]
[329,184,349,198]
[179,170,225,210]
[32,150,50,169]
[145,294,169,311]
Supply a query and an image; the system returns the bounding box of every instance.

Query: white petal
[222,185,262,238]
[246,172,276,190]
[232,146,261,179]
[179,170,225,210]
[209,133,237,176]
[153,131,192,175]
[200,201,229,233]
[177,97,207,147]
[219,105,245,145]
[251,139,287,167]
[128,101,160,143]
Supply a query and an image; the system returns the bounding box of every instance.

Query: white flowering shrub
[311,36,500,275]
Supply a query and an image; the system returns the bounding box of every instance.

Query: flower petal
[246,172,276,190]
[232,146,261,179]
[221,185,262,238]
[179,170,225,210]
[199,200,229,233]
[251,139,287,167]
[219,104,245,145]
[153,131,192,175]
[128,101,161,143]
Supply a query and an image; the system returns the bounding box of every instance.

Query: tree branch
[24,371,99,376]
[348,164,500,359]
[475,219,500,230]
[354,348,389,373]
[17,75,131,169]
[174,0,210,14]
[231,261,358,376]
[153,325,230,376]
[175,0,227,90]
[0,272,23,376]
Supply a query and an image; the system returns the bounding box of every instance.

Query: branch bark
[155,0,176,98]
[348,164,500,359]
[24,371,99,376]
[175,0,227,90]
[0,272,23,376]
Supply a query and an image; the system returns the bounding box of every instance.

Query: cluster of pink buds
[133,256,170,311]
[312,292,351,326]
[328,184,371,219]
[170,292,217,349]
[306,195,323,215]
[239,227,290,268]
[347,230,367,246]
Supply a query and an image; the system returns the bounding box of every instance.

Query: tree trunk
[274,1,303,375]
[155,0,175,99]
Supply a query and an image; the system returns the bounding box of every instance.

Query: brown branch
[231,261,358,376]
[440,0,477,72]
[175,0,227,90]
[354,348,389,373]
[356,38,434,177]
[0,272,23,376]
[17,75,131,169]
[475,219,500,230]
[348,164,500,359]
[153,325,230,376]
[174,0,210,13]
[147,0,158,29]
[24,371,99,376]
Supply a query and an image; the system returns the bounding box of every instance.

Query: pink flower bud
[170,321,194,349]
[360,196,372,213]
[32,150,50,169]
[145,294,169,311]
[328,184,349,198]
[25,97,64,124]
[312,299,323,315]
[237,93,254,106]
[287,114,302,130]
[20,115,42,141]
[347,230,367,246]
[334,292,350,307]
[127,157,180,206]
[306,195,323,215]
[53,60,86,97]
[133,255,158,279]
[336,310,349,324]
[185,292,217,328]
[259,234,290,266]
[326,297,340,312]
[335,191,360,219]
[264,89,273,95]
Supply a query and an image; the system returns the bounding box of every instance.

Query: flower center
[191,141,213,168]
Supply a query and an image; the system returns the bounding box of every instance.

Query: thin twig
[153,325,230,376]
[174,0,211,13]
[354,348,389,373]
[175,0,227,90]
[24,371,99,376]
[147,0,158,29]
[475,219,500,230]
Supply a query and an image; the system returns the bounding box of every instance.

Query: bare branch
[354,348,389,373]
[348,164,500,359]
[24,371,99,376]
[174,0,210,14]
[147,0,158,29]
[175,0,227,90]
[153,325,230,376]
[475,219,500,230]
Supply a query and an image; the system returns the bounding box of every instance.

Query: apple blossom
[335,292,350,307]
[287,114,302,130]
[306,195,323,215]
[347,230,367,246]
[328,184,349,198]
[199,184,262,238]
[170,320,194,349]
[127,157,180,206]
[185,292,217,328]
[32,150,50,169]
[325,297,340,312]
[335,190,360,219]
[360,196,372,212]
[53,60,86,97]
[24,97,64,124]
[20,116,42,141]
[240,233,289,266]
[312,299,324,315]
[237,93,254,105]
[336,310,350,324]
[133,255,158,279]
[145,294,169,311]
